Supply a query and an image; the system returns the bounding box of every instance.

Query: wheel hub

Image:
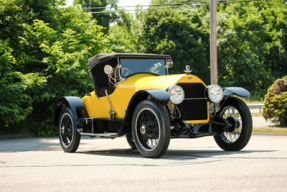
[140,125,146,134]
[61,126,65,134]
[226,117,240,132]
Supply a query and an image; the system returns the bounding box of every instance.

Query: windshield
[120,59,166,78]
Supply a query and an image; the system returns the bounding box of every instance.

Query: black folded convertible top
[88,53,171,70]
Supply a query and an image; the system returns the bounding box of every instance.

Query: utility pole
[210,0,218,85]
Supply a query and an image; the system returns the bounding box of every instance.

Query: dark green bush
[29,121,58,137]
[263,77,287,127]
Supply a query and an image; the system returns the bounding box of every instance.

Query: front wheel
[132,100,170,158]
[58,107,81,152]
[214,97,253,151]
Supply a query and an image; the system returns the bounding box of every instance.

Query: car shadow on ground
[78,148,277,161]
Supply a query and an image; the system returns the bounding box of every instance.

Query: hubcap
[140,125,146,134]
[226,116,240,132]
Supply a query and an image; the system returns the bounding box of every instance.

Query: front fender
[53,96,84,127]
[144,89,170,100]
[223,87,250,98]
[112,89,170,138]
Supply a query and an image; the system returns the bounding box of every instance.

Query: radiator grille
[176,83,208,121]
[177,83,206,98]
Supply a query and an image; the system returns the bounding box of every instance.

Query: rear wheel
[214,97,252,151]
[132,100,170,158]
[126,133,136,149]
[58,107,81,152]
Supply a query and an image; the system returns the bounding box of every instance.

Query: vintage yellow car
[54,53,252,158]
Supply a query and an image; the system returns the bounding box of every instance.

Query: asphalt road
[1,135,287,192]
[253,116,276,127]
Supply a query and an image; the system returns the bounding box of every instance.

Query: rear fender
[53,96,84,128]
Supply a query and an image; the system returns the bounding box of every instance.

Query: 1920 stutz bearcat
[54,53,252,158]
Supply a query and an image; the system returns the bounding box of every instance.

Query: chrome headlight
[104,65,113,75]
[206,85,224,103]
[167,85,185,104]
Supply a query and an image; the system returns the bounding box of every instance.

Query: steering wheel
[108,68,133,89]
[121,68,133,77]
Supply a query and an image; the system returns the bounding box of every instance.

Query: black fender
[143,89,170,100]
[223,87,250,98]
[53,96,84,128]
[112,89,170,138]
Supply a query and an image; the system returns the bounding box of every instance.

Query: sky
[66,0,151,7]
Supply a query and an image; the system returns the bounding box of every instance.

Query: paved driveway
[1,135,287,192]
[253,116,276,127]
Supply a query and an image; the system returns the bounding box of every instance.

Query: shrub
[263,77,287,127]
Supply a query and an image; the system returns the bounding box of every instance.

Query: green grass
[253,127,287,134]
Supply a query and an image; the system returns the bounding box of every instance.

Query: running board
[80,132,117,137]
[171,132,216,138]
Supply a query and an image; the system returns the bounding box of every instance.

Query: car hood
[135,74,206,92]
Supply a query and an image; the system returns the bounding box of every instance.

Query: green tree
[216,2,274,90]
[260,2,287,79]
[108,11,142,53]
[73,0,118,32]
[0,41,29,128]
[0,0,108,135]
[139,8,210,82]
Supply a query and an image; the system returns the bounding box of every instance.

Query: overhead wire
[81,1,212,10]
[81,0,266,10]
[77,0,268,14]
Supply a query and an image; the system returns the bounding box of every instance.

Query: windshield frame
[119,58,167,78]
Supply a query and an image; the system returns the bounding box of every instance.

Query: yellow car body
[82,74,209,124]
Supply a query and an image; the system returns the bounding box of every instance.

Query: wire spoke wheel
[136,108,160,151]
[219,106,242,144]
[58,107,81,153]
[132,100,170,158]
[60,113,74,147]
[214,97,252,151]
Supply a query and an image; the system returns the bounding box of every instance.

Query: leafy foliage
[216,2,274,90]
[0,41,30,123]
[263,78,287,127]
[73,0,119,32]
[29,121,58,137]
[139,8,210,82]
[108,11,142,53]
[0,0,107,136]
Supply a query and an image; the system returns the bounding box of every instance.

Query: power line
[81,1,212,10]
[78,5,190,14]
[77,0,267,14]
[80,0,266,10]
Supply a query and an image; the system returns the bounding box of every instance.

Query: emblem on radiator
[188,77,192,80]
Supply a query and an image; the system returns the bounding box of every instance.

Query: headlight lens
[168,85,185,104]
[104,65,113,75]
[207,85,224,103]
